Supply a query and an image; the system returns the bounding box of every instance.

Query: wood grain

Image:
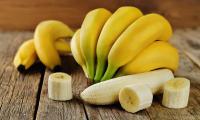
[0,0,199,30]
[36,56,88,120]
[0,31,44,120]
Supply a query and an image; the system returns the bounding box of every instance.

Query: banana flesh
[117,41,179,76]
[48,72,73,101]
[80,8,112,80]
[162,78,190,108]
[81,69,173,105]
[119,85,153,113]
[102,13,173,81]
[95,6,143,82]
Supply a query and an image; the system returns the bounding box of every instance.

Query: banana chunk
[48,72,73,101]
[162,78,190,108]
[119,85,153,113]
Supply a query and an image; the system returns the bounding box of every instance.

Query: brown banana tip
[17,65,25,72]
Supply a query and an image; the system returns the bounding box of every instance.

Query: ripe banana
[34,20,74,70]
[94,6,143,82]
[162,78,190,108]
[80,8,112,80]
[13,39,37,72]
[81,69,174,105]
[116,41,179,76]
[101,13,172,81]
[119,85,153,113]
[48,72,73,101]
[71,29,88,77]
[14,39,71,72]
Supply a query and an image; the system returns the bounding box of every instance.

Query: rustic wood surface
[0,27,200,120]
[0,0,199,30]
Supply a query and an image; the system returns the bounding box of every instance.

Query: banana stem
[101,64,117,81]
[82,65,88,78]
[86,61,95,80]
[94,60,106,83]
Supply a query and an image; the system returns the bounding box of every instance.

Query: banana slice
[162,77,190,108]
[119,84,153,113]
[48,72,73,101]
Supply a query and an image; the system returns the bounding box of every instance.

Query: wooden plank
[36,56,88,120]
[0,31,44,120]
[0,0,199,30]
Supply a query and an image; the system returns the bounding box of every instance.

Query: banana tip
[17,65,25,72]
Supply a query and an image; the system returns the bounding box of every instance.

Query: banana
[13,39,37,72]
[55,38,71,56]
[71,29,88,77]
[14,39,72,72]
[81,69,174,105]
[101,13,172,81]
[34,20,74,70]
[116,41,179,76]
[80,8,112,79]
[119,84,153,113]
[48,72,72,101]
[94,6,143,82]
[162,77,190,108]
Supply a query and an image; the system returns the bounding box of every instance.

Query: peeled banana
[80,8,112,79]
[119,84,153,113]
[71,29,88,76]
[95,6,143,82]
[34,20,74,70]
[81,69,174,105]
[162,78,190,108]
[14,39,71,72]
[48,72,73,101]
[101,13,172,80]
[116,41,179,76]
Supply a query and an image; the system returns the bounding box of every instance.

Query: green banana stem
[94,59,106,82]
[86,61,95,80]
[101,64,118,81]
[82,65,88,78]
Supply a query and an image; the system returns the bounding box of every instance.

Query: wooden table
[0,28,200,120]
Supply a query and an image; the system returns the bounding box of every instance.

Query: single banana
[13,39,37,72]
[101,13,172,81]
[94,6,143,82]
[162,78,190,108]
[71,29,88,77]
[119,84,153,113]
[48,72,72,101]
[34,20,74,70]
[14,39,72,72]
[116,41,179,76]
[81,69,174,105]
[80,8,112,79]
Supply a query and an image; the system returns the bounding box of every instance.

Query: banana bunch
[71,6,179,82]
[14,20,74,72]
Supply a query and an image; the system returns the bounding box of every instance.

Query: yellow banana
[14,39,37,72]
[71,29,88,77]
[80,8,112,79]
[14,39,72,72]
[94,6,143,82]
[101,13,173,81]
[116,41,179,76]
[34,20,74,70]
[55,38,71,56]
